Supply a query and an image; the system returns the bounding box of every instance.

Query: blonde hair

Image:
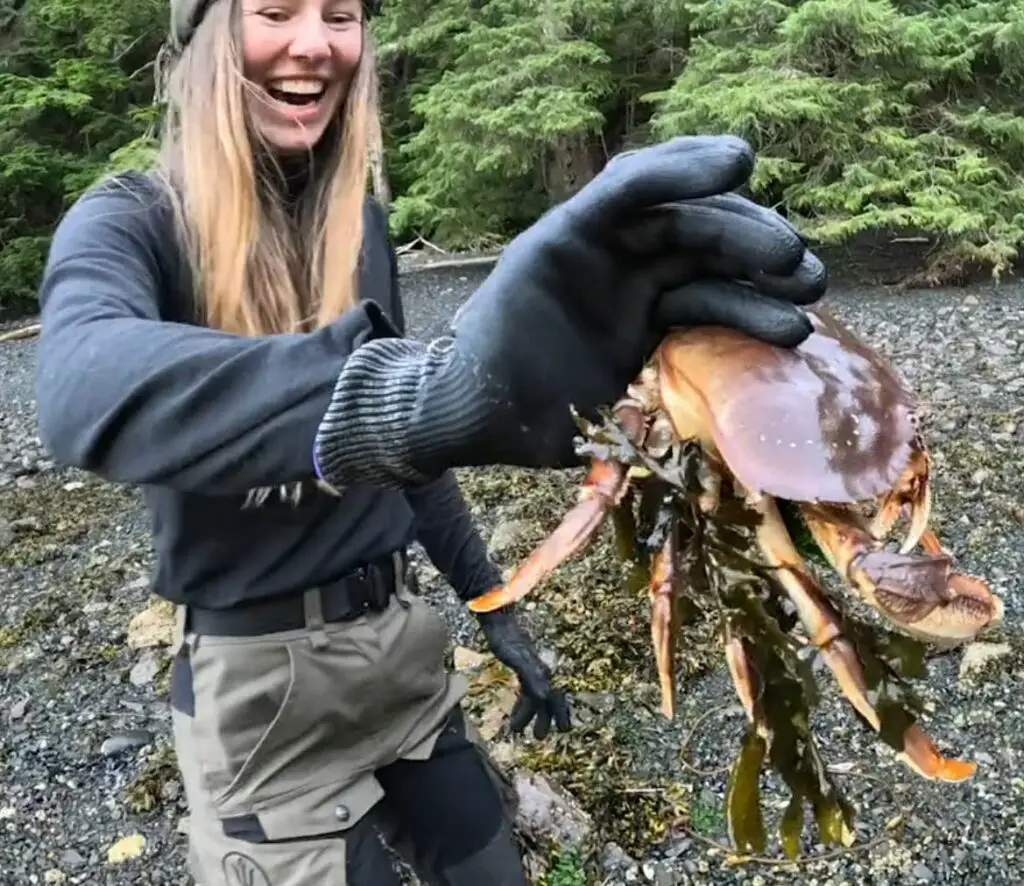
[153,0,381,336]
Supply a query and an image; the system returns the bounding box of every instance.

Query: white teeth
[270,79,326,96]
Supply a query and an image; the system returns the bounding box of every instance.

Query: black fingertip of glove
[659,201,805,278]
[550,687,572,733]
[699,248,828,307]
[576,135,756,226]
[749,249,828,306]
[608,135,754,177]
[508,697,552,740]
[655,279,815,348]
[532,705,552,740]
[661,134,756,183]
[509,694,535,735]
[508,689,572,739]
[694,192,808,247]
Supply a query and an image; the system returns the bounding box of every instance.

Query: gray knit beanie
[169,0,382,49]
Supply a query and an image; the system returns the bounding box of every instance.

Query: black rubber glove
[476,608,572,740]
[314,135,827,490]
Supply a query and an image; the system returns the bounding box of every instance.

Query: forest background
[4,0,1024,318]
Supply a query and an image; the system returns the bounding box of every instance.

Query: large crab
[468,307,1003,789]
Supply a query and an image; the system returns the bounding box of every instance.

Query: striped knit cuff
[313,336,486,490]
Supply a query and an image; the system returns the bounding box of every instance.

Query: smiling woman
[36,0,554,884]
[34,0,831,884]
[156,0,380,337]
[241,0,364,153]
[135,6,547,882]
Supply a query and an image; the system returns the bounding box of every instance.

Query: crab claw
[871,444,932,554]
[916,527,1005,637]
[752,496,977,783]
[852,552,1003,643]
[466,457,630,614]
[798,504,1003,644]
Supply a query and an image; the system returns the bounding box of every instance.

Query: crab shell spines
[652,309,921,504]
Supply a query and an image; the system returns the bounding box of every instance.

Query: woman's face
[240,0,364,154]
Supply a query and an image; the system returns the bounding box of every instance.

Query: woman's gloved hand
[314,135,827,490]
[476,608,572,740]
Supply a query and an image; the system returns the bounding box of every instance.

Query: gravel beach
[1,266,1022,886]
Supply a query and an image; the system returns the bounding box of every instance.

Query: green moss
[539,848,588,886]
[123,742,179,815]
[153,657,174,698]
[689,792,725,836]
[66,642,126,673]
[0,476,140,568]
[517,722,690,857]
[6,599,66,646]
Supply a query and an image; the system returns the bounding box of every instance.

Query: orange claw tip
[466,588,514,613]
[936,759,978,782]
[902,727,978,782]
[907,755,977,783]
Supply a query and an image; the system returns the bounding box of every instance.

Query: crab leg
[649,533,681,718]
[797,503,1003,644]
[468,398,653,614]
[751,496,976,782]
[870,444,932,554]
[466,457,630,613]
[696,455,722,514]
[724,628,767,737]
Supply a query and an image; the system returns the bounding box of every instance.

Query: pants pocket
[187,634,312,811]
[173,698,393,886]
[187,782,371,886]
[214,837,347,886]
[382,586,452,704]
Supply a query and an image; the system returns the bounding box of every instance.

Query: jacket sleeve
[35,174,398,495]
[405,472,504,602]
[364,201,503,600]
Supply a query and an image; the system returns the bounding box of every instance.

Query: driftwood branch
[395,235,448,256]
[396,253,502,276]
[0,322,41,343]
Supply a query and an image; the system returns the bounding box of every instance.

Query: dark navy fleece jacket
[34,171,502,609]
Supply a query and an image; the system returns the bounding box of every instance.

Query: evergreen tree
[4,0,1024,315]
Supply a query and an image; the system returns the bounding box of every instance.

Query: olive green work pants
[168,578,527,885]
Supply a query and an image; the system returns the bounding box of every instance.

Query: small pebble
[100,730,155,758]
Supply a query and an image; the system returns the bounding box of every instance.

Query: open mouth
[264,79,328,109]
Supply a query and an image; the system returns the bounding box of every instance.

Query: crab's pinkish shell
[656,308,919,504]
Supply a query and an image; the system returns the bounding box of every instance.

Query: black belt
[184,553,406,637]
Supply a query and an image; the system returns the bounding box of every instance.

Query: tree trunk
[544,134,602,204]
[537,0,602,203]
[368,103,392,208]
